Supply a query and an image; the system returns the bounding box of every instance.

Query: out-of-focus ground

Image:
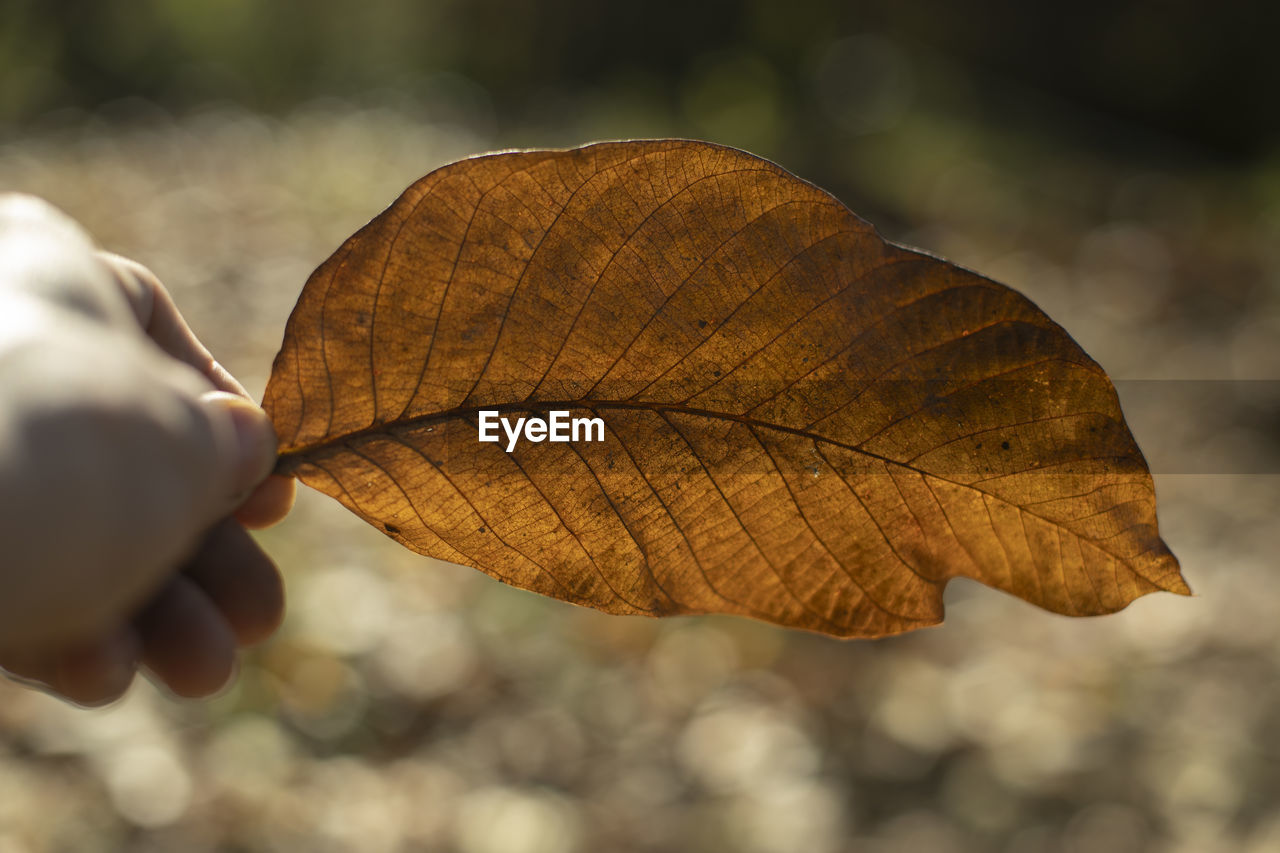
[2,4,1279,851]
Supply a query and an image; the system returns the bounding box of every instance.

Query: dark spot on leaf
[478,526,486,533]
[1001,441,1010,450]
[383,523,400,534]
[697,319,708,329]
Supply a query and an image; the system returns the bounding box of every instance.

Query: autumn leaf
[262,139,1188,638]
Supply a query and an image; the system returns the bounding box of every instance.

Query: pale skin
[0,194,295,706]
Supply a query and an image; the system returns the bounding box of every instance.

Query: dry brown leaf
[263,139,1188,638]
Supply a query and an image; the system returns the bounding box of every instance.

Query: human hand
[0,194,295,706]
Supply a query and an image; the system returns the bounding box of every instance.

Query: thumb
[200,391,278,506]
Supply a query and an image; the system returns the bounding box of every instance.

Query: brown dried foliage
[263,140,1188,637]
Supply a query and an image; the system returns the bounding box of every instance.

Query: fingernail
[202,392,278,498]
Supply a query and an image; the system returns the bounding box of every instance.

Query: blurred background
[1,1,1278,850]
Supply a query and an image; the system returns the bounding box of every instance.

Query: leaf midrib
[273,398,1152,568]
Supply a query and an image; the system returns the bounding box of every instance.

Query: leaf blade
[265,139,1187,638]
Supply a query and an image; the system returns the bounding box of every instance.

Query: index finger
[99,252,296,528]
[98,252,247,396]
